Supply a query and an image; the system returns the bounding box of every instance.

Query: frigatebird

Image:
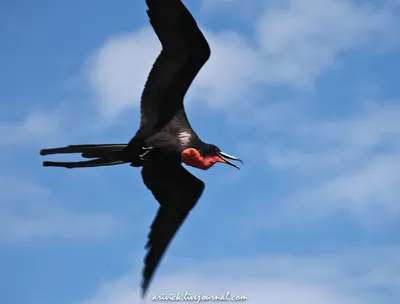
[39,0,243,297]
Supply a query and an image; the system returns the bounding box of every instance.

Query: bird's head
[181,144,243,170]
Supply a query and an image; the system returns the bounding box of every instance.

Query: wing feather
[140,161,205,297]
[136,0,211,138]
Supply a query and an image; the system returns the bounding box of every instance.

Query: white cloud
[86,27,266,118]
[0,210,120,241]
[87,0,396,118]
[186,31,266,109]
[0,108,65,147]
[0,174,122,242]
[200,0,264,18]
[253,101,400,228]
[0,100,116,151]
[256,0,396,87]
[87,28,160,119]
[80,277,357,304]
[201,0,237,8]
[314,154,400,214]
[77,249,400,304]
[265,101,400,167]
[275,153,400,230]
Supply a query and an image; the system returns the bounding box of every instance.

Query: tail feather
[40,144,127,156]
[40,144,129,169]
[42,158,127,169]
[81,146,127,159]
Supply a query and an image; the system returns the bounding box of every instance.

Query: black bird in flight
[39,0,243,298]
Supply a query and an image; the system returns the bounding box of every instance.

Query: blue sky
[1,0,400,303]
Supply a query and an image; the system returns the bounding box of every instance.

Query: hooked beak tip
[217,151,243,169]
[221,160,240,170]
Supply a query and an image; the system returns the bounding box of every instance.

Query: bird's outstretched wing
[140,160,205,297]
[136,0,211,138]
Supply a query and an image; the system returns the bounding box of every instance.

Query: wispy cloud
[86,0,397,119]
[86,27,266,117]
[256,0,397,88]
[0,174,122,243]
[86,28,160,119]
[0,108,65,147]
[200,0,265,20]
[238,100,400,229]
[77,247,400,304]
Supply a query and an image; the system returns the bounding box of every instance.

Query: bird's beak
[216,151,243,170]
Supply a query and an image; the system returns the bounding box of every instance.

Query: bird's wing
[140,161,205,297]
[136,0,211,138]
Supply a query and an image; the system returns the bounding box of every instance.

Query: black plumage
[40,0,242,297]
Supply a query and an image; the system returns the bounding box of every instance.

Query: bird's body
[40,0,242,297]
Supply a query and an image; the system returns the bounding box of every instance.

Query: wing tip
[140,278,150,299]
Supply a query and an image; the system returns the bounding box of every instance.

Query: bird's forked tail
[39,144,129,168]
